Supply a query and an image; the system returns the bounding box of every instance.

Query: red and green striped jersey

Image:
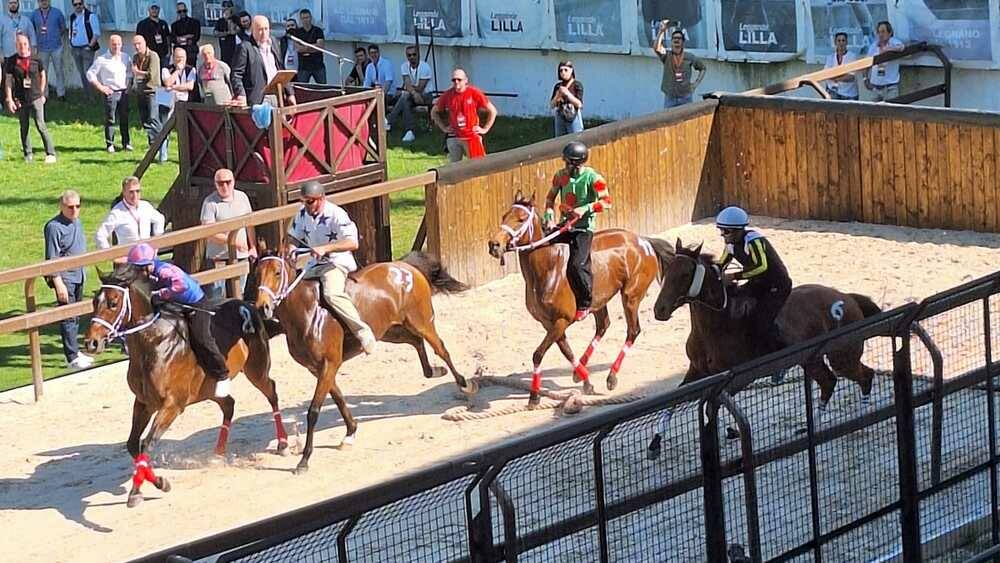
[544,166,611,232]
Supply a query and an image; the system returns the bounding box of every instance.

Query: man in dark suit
[231,15,295,106]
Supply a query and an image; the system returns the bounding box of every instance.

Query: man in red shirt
[431,67,498,162]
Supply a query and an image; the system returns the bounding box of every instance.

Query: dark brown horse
[652,239,882,405]
[247,250,476,474]
[84,266,288,508]
[487,191,673,408]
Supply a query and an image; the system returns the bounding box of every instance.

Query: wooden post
[24,278,43,401]
[225,230,241,299]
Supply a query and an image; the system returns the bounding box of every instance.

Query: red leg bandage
[273,411,288,445]
[214,423,231,455]
[531,366,542,394]
[132,453,157,490]
[580,336,601,367]
[573,359,590,382]
[610,341,634,376]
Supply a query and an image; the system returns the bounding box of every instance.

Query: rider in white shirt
[824,32,859,101]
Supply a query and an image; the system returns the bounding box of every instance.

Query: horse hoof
[427,366,448,379]
[276,441,290,457]
[527,393,541,410]
[155,476,171,493]
[461,380,479,396]
[338,435,356,449]
[293,464,309,476]
[582,381,595,395]
[725,427,740,440]
[562,394,583,415]
[606,374,618,391]
[127,493,144,508]
[647,434,662,461]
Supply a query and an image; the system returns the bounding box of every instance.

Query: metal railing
[135,271,1000,563]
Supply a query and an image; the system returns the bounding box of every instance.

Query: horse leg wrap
[610,341,633,376]
[531,366,542,394]
[572,359,590,383]
[273,411,289,446]
[580,336,601,367]
[215,423,231,455]
[132,453,157,490]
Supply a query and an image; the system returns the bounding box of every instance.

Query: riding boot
[188,310,231,396]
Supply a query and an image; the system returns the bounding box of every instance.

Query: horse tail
[849,293,882,318]
[400,251,470,294]
[643,237,675,283]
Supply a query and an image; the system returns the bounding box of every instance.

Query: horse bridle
[499,204,580,253]
[90,284,161,339]
[675,255,729,312]
[257,255,308,307]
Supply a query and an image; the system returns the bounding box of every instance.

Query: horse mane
[100,265,153,299]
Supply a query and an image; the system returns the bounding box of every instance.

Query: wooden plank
[913,122,929,230]
[812,112,828,220]
[902,120,919,227]
[988,130,999,231]
[970,127,986,231]
[795,112,812,219]
[841,114,858,222]
[783,111,800,219]
[948,125,965,230]
[875,118,891,224]
[826,112,842,221]
[891,119,906,226]
[924,122,940,229]
[858,118,873,223]
[940,122,955,230]
[806,112,821,220]
[773,109,788,219]
[995,129,1000,231]
[760,108,778,216]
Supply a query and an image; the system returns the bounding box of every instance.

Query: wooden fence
[714,94,1000,233]
[426,101,723,287]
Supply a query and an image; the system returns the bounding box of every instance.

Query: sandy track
[1,218,998,562]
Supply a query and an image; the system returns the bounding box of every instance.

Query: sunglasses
[64,204,81,209]
[451,78,464,83]
[72,2,83,6]
[177,9,187,13]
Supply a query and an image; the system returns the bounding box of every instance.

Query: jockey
[543,141,612,322]
[126,243,233,398]
[287,181,377,355]
[716,206,793,354]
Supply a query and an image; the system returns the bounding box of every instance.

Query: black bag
[559,101,578,121]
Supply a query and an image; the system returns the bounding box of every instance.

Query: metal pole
[699,395,728,561]
[893,325,923,561]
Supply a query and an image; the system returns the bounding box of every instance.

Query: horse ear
[258,237,268,253]
[513,188,523,203]
[675,238,683,253]
[693,242,703,256]
[96,266,107,284]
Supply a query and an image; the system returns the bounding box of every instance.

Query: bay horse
[486,191,673,408]
[84,266,289,508]
[652,239,882,404]
[246,250,476,474]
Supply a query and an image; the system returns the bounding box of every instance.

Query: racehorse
[652,239,882,405]
[84,265,288,508]
[487,190,673,408]
[246,250,476,474]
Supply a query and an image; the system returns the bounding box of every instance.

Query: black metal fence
[137,273,1000,563]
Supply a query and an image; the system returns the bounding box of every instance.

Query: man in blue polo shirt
[44,190,94,370]
[31,0,66,100]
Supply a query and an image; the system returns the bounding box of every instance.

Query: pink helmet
[127,243,157,266]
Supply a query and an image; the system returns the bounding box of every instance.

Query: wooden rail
[0,171,436,401]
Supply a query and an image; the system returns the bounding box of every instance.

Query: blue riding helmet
[716,206,750,230]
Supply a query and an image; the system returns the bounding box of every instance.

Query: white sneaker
[106,145,116,153]
[67,355,93,370]
[214,378,231,398]
[76,353,94,367]
[44,154,57,164]
[401,130,415,143]
[384,118,391,131]
[124,144,134,152]
[358,330,378,355]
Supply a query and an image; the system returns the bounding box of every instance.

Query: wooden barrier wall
[715,95,1000,232]
[427,101,723,287]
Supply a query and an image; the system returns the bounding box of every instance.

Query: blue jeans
[554,111,584,137]
[297,66,326,85]
[664,94,693,109]
[57,280,84,363]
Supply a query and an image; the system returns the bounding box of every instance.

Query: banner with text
[893,0,993,65]
[474,0,550,48]
[325,0,390,39]
[552,0,626,53]
[806,0,886,62]
[632,0,716,56]
[718,0,803,61]
[399,0,469,44]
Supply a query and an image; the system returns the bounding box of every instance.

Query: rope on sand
[442,376,644,421]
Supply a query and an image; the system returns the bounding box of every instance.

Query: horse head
[85,265,153,354]
[488,190,543,262]
[652,238,726,321]
[252,248,296,320]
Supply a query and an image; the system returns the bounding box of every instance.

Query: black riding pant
[187,298,230,380]
[553,229,594,310]
[738,279,791,354]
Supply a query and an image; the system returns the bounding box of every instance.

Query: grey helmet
[562,141,589,165]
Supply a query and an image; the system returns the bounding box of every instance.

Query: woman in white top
[824,32,859,101]
[156,46,197,162]
[95,176,166,263]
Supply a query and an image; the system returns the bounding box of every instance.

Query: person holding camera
[550,60,583,137]
[653,20,706,109]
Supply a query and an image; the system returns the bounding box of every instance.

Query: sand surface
[1,218,998,562]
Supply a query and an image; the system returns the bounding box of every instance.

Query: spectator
[131,34,161,150]
[345,46,366,87]
[197,43,232,105]
[157,45,195,162]
[231,15,295,107]
[87,34,131,152]
[135,4,171,65]
[0,0,35,58]
[388,44,431,143]
[550,60,583,137]
[824,32,858,101]
[431,68,497,163]
[200,168,256,298]
[30,0,67,101]
[214,0,237,67]
[171,1,199,65]
[654,25,706,108]
[363,43,394,128]
[4,31,56,162]
[279,17,297,73]
[67,0,100,96]
[95,176,166,262]
[865,21,905,103]
[44,190,93,370]
[234,11,251,46]
[292,8,324,84]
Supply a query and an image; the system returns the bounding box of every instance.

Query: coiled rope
[442,376,643,421]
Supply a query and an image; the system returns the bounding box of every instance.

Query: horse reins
[258,253,309,307]
[90,284,161,339]
[501,204,580,253]
[678,256,729,312]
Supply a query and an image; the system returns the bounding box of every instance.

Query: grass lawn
[0,92,581,391]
